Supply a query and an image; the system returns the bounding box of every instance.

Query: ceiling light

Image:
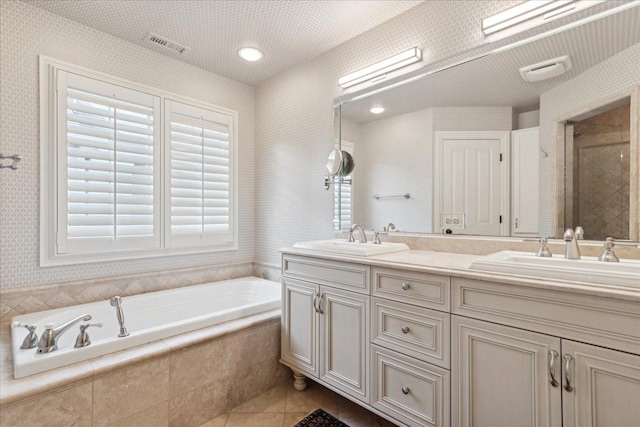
[370,107,385,114]
[482,0,602,36]
[237,47,264,62]
[338,47,422,89]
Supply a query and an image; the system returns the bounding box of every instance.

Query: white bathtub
[10,277,281,379]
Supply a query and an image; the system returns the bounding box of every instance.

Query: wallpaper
[0,1,255,288]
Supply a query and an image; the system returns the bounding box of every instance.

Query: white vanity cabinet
[452,277,640,427]
[281,255,370,403]
[281,251,640,427]
[452,315,563,427]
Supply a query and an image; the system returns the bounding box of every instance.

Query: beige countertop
[281,248,640,302]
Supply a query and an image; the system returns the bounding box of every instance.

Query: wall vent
[144,32,190,54]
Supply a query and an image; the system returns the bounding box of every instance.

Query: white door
[562,339,640,427]
[435,131,509,236]
[452,316,562,427]
[281,278,319,377]
[512,127,540,236]
[319,286,369,402]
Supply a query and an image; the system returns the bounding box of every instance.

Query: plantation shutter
[56,71,161,254]
[334,141,354,230]
[166,100,235,247]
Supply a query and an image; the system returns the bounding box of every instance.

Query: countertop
[281,248,640,302]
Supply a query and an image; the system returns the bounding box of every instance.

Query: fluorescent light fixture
[237,47,264,62]
[370,107,385,114]
[338,47,422,89]
[482,0,603,36]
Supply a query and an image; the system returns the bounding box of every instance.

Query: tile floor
[199,379,397,427]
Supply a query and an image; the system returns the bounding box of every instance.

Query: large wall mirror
[334,4,640,241]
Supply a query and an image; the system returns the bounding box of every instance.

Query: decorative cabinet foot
[292,370,308,391]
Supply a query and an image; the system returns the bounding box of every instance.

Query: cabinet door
[319,286,369,402]
[511,127,539,236]
[452,316,562,427]
[281,278,319,377]
[562,339,640,427]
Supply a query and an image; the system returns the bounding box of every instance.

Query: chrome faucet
[563,228,580,260]
[535,237,552,257]
[598,237,620,262]
[348,224,367,243]
[37,314,92,353]
[110,296,130,337]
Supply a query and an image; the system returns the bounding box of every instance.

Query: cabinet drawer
[452,277,640,355]
[371,344,450,427]
[372,297,450,368]
[283,255,370,293]
[372,267,450,311]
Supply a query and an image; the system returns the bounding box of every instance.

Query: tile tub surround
[0,311,289,426]
[0,262,257,322]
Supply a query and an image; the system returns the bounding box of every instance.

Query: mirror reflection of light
[370,107,385,114]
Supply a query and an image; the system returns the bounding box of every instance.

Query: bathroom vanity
[279,247,640,427]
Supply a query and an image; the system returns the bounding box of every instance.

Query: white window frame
[40,56,238,266]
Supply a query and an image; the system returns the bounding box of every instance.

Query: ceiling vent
[519,55,572,82]
[145,32,190,54]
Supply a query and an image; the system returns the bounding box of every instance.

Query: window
[165,100,235,247]
[40,57,237,265]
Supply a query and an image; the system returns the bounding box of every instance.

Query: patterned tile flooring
[199,380,397,427]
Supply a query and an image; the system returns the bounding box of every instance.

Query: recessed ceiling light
[370,107,385,114]
[237,47,264,62]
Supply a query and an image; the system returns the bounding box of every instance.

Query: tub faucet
[110,296,130,337]
[348,224,367,243]
[563,228,580,260]
[37,314,92,353]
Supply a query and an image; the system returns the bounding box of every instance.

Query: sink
[470,250,640,288]
[293,239,410,256]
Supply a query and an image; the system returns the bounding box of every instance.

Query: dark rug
[293,408,350,427]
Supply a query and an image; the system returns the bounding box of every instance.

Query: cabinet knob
[401,283,410,291]
[401,326,410,334]
[401,386,410,395]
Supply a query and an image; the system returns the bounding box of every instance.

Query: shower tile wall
[0,1,255,289]
[539,43,640,237]
[573,104,631,240]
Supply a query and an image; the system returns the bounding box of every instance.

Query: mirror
[335,5,640,240]
[326,149,343,176]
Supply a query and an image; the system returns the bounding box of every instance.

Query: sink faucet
[110,296,130,337]
[348,224,367,243]
[37,314,92,353]
[598,237,620,262]
[563,228,580,260]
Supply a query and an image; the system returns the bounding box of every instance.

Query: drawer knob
[402,386,410,395]
[401,326,410,334]
[401,283,410,291]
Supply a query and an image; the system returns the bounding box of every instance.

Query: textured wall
[539,43,640,237]
[0,1,255,288]
[254,0,528,266]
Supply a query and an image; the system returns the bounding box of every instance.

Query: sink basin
[293,239,410,256]
[470,251,640,288]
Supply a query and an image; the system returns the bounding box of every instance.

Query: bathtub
[10,277,281,379]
